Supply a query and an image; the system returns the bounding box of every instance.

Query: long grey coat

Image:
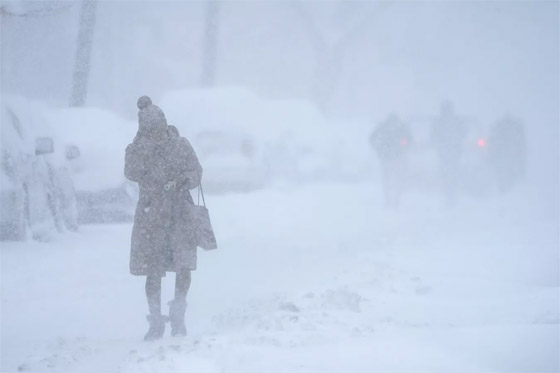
[124,130,202,277]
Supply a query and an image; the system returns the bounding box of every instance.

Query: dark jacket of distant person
[369,114,411,161]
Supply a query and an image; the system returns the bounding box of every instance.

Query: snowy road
[1,182,558,372]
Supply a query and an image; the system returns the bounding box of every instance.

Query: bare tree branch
[291,1,327,54]
[292,0,390,54]
[334,2,391,51]
[291,1,391,111]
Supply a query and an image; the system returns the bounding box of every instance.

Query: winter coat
[125,130,202,277]
[370,117,411,161]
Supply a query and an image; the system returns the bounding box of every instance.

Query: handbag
[193,183,217,250]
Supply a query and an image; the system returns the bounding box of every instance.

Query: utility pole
[70,0,97,107]
[200,1,220,87]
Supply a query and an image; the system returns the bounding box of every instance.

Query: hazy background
[1,0,558,211]
[1,2,559,371]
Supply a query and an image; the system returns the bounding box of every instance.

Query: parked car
[193,130,267,193]
[1,98,78,241]
[43,107,138,223]
[160,87,359,192]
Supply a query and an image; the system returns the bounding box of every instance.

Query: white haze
[1,1,559,372]
[2,0,558,209]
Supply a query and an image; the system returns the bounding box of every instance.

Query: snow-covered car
[0,99,78,241]
[160,88,271,193]
[193,130,266,193]
[160,87,363,192]
[43,107,138,224]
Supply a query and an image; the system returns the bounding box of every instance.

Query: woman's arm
[168,137,203,190]
[124,142,146,182]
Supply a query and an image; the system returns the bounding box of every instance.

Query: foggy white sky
[1,1,557,118]
[1,0,558,205]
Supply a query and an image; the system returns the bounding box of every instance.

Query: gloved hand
[164,180,177,191]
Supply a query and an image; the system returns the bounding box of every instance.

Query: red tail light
[477,138,486,147]
[400,138,408,146]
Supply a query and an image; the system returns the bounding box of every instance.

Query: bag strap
[198,182,206,207]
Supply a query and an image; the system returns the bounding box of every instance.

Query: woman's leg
[174,268,191,302]
[169,268,191,336]
[144,274,166,341]
[145,274,162,315]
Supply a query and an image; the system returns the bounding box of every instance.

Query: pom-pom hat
[137,95,167,133]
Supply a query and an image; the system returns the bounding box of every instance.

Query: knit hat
[137,96,167,134]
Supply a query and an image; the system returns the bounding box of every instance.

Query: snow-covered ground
[1,182,558,372]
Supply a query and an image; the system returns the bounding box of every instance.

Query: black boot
[144,314,168,341]
[168,300,187,337]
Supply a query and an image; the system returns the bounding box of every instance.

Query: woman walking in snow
[125,96,202,341]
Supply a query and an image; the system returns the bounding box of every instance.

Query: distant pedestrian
[369,113,411,208]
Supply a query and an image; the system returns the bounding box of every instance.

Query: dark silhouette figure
[370,114,411,208]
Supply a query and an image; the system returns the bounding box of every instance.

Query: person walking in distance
[369,113,412,208]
